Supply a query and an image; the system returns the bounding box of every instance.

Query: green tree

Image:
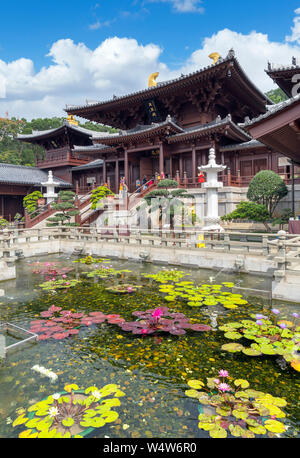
[221,201,271,231]
[247,170,288,217]
[23,191,43,216]
[265,88,288,104]
[46,191,79,227]
[90,186,115,210]
[144,179,193,229]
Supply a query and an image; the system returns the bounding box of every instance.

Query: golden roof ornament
[66,114,78,126]
[148,72,159,88]
[208,53,221,65]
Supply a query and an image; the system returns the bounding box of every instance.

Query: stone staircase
[24,181,157,229]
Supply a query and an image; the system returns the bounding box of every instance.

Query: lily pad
[221,343,244,353]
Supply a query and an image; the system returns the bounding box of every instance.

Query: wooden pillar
[124,150,129,186]
[221,151,225,165]
[159,143,164,175]
[179,155,183,180]
[103,159,107,184]
[169,155,173,179]
[292,162,295,218]
[115,159,119,194]
[183,171,188,187]
[192,145,196,185]
[227,168,231,186]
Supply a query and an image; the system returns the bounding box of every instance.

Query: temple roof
[89,115,252,147]
[72,144,112,152]
[265,59,300,97]
[219,139,266,152]
[17,120,101,142]
[71,159,104,171]
[244,94,300,128]
[244,94,300,162]
[0,163,72,186]
[167,115,252,144]
[92,116,183,145]
[65,50,271,128]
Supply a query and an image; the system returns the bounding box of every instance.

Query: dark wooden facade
[16,50,296,196]
[65,50,291,193]
[17,120,96,183]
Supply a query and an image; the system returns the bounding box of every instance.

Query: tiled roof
[0,163,72,186]
[92,116,183,143]
[266,58,300,73]
[66,51,271,113]
[167,115,252,143]
[244,94,300,127]
[17,120,117,141]
[72,144,111,152]
[72,159,104,171]
[220,139,265,152]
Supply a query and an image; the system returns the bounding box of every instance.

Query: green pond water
[0,254,299,438]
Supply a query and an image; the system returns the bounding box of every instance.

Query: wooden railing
[36,150,93,168]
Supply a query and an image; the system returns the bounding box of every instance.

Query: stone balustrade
[0,226,300,301]
[0,226,299,262]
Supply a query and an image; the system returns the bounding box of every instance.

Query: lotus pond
[0,254,299,439]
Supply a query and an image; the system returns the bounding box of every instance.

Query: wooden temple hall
[17,49,299,194]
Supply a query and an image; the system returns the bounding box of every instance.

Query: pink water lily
[218,370,229,378]
[152,308,163,319]
[218,383,231,392]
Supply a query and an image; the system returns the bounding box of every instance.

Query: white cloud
[147,0,204,13]
[179,28,300,92]
[89,18,113,30]
[1,11,300,120]
[286,8,300,43]
[89,21,102,30]
[0,37,167,119]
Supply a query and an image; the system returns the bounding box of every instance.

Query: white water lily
[91,389,102,400]
[48,406,59,418]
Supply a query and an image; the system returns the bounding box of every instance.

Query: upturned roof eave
[16,121,108,143]
[65,54,269,117]
[167,117,251,144]
[244,94,300,130]
[92,119,183,145]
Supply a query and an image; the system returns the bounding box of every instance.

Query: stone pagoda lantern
[199,147,226,232]
[41,170,60,204]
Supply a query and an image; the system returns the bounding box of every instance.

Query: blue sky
[1,1,300,119]
[1,0,299,70]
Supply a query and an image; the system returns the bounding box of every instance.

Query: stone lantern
[41,170,60,204]
[199,147,226,232]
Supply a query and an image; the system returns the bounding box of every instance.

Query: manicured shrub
[247,170,288,217]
